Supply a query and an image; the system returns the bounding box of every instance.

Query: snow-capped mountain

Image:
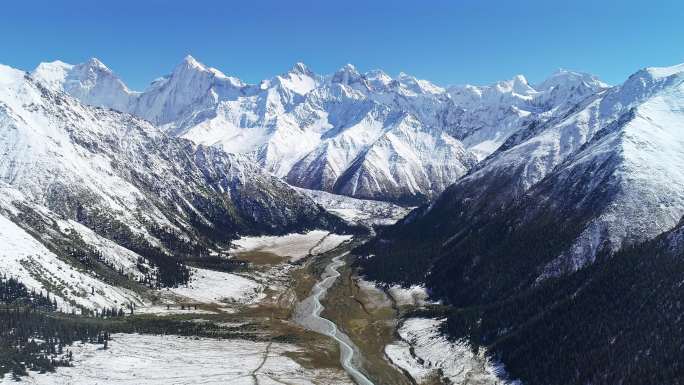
[0,63,347,310]
[32,56,605,204]
[360,62,684,297]
[446,69,608,159]
[356,62,684,385]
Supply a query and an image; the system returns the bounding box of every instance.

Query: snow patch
[386,318,514,385]
[0,213,143,312]
[231,230,350,262]
[169,267,263,304]
[3,333,353,385]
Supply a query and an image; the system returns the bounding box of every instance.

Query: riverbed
[294,252,376,385]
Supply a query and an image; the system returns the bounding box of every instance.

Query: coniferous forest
[0,275,110,379]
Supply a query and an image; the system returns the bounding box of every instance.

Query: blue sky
[2,0,683,90]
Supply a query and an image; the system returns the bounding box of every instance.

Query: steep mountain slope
[32,57,605,204]
[440,217,684,385]
[356,63,684,385]
[0,63,347,310]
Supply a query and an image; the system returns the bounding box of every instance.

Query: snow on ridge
[25,56,610,202]
[644,62,684,79]
[385,318,514,385]
[539,84,684,279]
[0,213,144,312]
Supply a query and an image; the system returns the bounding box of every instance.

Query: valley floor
[0,333,349,385]
[3,227,508,385]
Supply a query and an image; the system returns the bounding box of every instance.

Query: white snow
[2,333,353,385]
[539,76,684,278]
[62,220,149,281]
[387,285,435,307]
[385,318,512,385]
[644,62,684,79]
[29,56,609,201]
[231,230,351,262]
[0,213,143,312]
[169,267,264,304]
[311,233,354,255]
[23,56,616,203]
[295,187,411,226]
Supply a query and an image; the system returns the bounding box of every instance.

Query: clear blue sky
[2,0,683,90]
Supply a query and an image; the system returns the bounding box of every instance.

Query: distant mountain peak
[331,63,363,86]
[643,62,684,79]
[536,68,609,91]
[290,62,311,75]
[85,57,110,72]
[494,74,535,96]
[339,63,358,73]
[182,54,203,68]
[174,54,206,73]
[24,56,614,203]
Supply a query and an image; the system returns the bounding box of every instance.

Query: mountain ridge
[0,62,349,311]
[31,56,607,204]
[355,61,684,385]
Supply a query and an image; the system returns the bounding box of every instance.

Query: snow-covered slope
[535,67,684,276]
[295,187,411,226]
[0,189,145,312]
[32,58,137,113]
[468,63,684,269]
[447,69,607,159]
[361,62,684,295]
[357,63,684,385]
[385,318,508,385]
[0,62,346,310]
[33,57,605,204]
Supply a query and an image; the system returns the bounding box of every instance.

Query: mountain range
[357,63,684,384]
[2,54,684,385]
[0,63,347,310]
[31,55,607,204]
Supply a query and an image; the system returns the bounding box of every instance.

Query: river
[293,252,376,385]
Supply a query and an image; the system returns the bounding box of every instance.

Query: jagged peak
[394,71,444,95]
[366,69,391,79]
[331,63,364,86]
[495,74,535,95]
[290,62,311,75]
[173,54,211,75]
[84,57,111,72]
[641,62,684,80]
[365,69,392,89]
[334,63,360,77]
[536,68,609,91]
[170,55,238,85]
[512,74,529,86]
[182,54,203,68]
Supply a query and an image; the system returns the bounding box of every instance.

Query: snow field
[385,318,511,385]
[231,230,351,262]
[2,333,353,385]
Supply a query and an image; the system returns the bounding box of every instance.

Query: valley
[2,214,502,385]
[2,42,684,385]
